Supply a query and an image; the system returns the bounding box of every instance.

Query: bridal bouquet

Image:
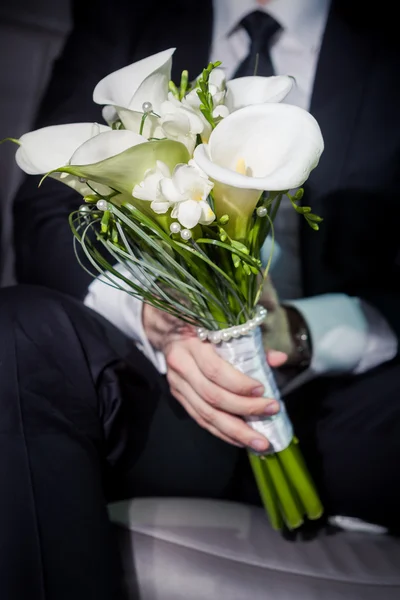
[7,49,325,530]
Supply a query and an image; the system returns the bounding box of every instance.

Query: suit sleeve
[12,0,142,299]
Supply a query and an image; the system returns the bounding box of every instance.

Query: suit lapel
[308,2,375,193]
[301,2,375,290]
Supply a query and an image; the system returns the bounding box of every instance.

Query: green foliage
[196,61,222,129]
[288,188,323,230]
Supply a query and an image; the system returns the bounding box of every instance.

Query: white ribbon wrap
[215,327,293,453]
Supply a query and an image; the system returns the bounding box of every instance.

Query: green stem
[279,441,324,521]
[264,452,304,530]
[248,453,283,530]
[139,113,148,135]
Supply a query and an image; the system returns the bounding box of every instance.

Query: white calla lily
[70,129,147,166]
[15,122,109,175]
[15,122,110,195]
[93,48,174,112]
[93,48,174,133]
[225,75,293,112]
[193,103,324,238]
[159,163,215,229]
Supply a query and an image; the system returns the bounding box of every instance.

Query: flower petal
[177,199,202,228]
[212,105,230,119]
[225,76,293,111]
[199,200,215,225]
[150,200,170,214]
[159,177,186,203]
[117,108,164,138]
[15,123,109,175]
[209,68,226,90]
[70,130,147,166]
[102,106,118,126]
[52,139,190,198]
[93,48,175,113]
[193,103,324,191]
[173,164,213,198]
[132,161,171,201]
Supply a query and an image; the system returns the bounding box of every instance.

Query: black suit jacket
[12,0,400,353]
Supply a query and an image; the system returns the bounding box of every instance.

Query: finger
[266,350,288,368]
[168,370,269,452]
[189,372,279,417]
[170,385,244,447]
[193,340,267,396]
[167,344,277,416]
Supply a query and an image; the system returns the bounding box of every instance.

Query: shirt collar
[213,0,331,52]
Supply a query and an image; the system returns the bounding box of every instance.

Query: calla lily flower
[93,48,175,132]
[70,129,147,165]
[16,122,109,175]
[15,122,110,194]
[193,103,324,239]
[52,138,190,200]
[225,75,293,112]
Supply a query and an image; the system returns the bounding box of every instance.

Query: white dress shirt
[84,0,397,387]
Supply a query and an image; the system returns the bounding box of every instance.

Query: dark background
[0,0,72,285]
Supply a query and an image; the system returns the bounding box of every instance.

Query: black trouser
[0,285,399,599]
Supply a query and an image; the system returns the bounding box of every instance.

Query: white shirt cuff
[83,266,167,374]
[281,293,397,394]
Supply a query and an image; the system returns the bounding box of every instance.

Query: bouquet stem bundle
[249,442,323,530]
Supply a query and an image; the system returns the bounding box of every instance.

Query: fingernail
[264,401,279,415]
[252,385,264,397]
[251,439,269,452]
[267,350,288,367]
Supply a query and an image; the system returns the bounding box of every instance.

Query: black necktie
[233,11,281,78]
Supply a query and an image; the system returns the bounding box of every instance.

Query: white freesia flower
[225,75,293,112]
[152,163,214,228]
[93,48,175,135]
[160,94,204,154]
[193,103,324,238]
[132,160,172,214]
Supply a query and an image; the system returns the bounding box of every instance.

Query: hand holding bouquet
[5,49,325,531]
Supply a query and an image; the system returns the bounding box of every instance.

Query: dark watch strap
[285,307,312,368]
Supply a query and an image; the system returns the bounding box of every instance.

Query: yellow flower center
[191,187,204,202]
[236,158,247,175]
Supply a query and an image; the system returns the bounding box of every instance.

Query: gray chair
[109,498,400,599]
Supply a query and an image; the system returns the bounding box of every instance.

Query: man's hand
[260,277,311,369]
[142,304,279,451]
[260,277,293,367]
